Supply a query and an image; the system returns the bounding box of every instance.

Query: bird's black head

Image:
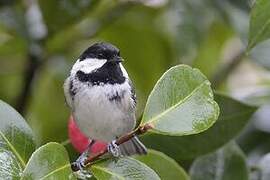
[75,42,126,85]
[79,42,122,62]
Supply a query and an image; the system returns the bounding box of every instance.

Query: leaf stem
[70,123,153,172]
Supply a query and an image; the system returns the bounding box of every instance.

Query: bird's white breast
[72,80,136,142]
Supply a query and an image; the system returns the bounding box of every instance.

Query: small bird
[64,42,147,170]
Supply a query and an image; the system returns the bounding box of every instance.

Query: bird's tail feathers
[119,136,147,156]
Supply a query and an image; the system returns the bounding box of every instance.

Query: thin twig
[71,124,153,172]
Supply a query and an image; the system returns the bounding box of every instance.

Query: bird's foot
[72,139,95,171]
[107,140,121,157]
[72,152,88,171]
[72,154,92,179]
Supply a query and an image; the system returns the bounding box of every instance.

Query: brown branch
[71,123,153,172]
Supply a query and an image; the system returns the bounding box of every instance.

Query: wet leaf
[189,142,249,180]
[135,150,189,180]
[91,157,160,180]
[0,100,36,179]
[248,0,270,50]
[141,65,219,136]
[141,93,256,161]
[21,142,76,180]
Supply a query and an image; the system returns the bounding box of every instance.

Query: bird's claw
[72,155,93,179]
[107,140,121,157]
[72,154,87,171]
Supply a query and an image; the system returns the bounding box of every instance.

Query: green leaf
[248,0,270,51]
[141,93,257,161]
[91,157,160,180]
[135,150,189,180]
[189,142,249,180]
[38,0,99,35]
[21,142,76,180]
[0,100,36,179]
[141,65,219,135]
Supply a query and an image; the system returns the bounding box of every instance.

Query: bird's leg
[107,139,121,157]
[72,140,95,171]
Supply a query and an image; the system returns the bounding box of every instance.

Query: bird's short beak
[109,56,124,63]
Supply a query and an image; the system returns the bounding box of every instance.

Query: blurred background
[0,0,270,174]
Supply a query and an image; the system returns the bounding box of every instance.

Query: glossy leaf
[38,0,99,35]
[21,142,76,179]
[135,150,189,180]
[248,0,270,50]
[141,65,219,135]
[189,142,249,180]
[0,100,36,179]
[141,93,257,161]
[91,157,160,180]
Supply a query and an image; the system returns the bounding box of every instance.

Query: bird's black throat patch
[76,62,125,85]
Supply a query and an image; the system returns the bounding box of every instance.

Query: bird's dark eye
[98,53,104,59]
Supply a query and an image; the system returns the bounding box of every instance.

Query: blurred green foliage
[1,0,270,179]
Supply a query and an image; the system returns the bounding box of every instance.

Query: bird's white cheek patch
[71,58,107,75]
[120,64,129,78]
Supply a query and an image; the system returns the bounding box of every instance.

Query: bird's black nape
[79,42,120,61]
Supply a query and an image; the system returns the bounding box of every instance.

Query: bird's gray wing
[63,76,74,109]
[128,79,137,107]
